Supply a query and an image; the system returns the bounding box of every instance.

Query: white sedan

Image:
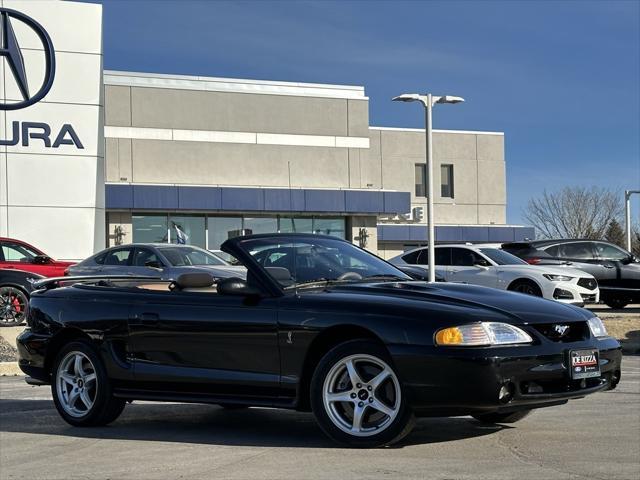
[389,244,599,306]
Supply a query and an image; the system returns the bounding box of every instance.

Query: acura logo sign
[0,7,82,149]
[0,7,56,110]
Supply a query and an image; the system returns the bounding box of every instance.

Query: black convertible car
[17,234,621,447]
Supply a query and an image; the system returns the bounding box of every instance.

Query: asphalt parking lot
[0,357,638,480]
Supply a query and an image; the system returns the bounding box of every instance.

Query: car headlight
[587,316,608,338]
[435,322,533,346]
[543,274,574,282]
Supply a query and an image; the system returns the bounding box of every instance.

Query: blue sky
[91,0,640,225]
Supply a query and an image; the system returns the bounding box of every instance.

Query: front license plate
[569,349,600,379]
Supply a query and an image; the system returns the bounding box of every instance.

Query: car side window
[1,242,38,262]
[133,248,162,267]
[401,251,420,265]
[451,248,477,266]
[435,248,451,265]
[594,242,628,261]
[558,242,595,260]
[104,248,133,266]
[544,245,559,257]
[416,250,430,265]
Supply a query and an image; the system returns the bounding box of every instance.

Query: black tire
[508,280,543,297]
[0,286,29,327]
[51,340,126,427]
[604,297,629,309]
[310,340,414,448]
[472,410,532,424]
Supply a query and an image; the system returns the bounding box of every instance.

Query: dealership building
[1,0,533,261]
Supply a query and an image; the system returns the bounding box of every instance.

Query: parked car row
[1,235,638,329]
[390,244,600,307]
[501,239,640,309]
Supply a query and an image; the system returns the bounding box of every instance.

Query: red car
[0,237,75,277]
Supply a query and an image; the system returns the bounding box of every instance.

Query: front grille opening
[553,288,575,300]
[532,322,589,342]
[520,376,603,395]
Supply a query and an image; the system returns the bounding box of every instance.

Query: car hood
[325,281,593,324]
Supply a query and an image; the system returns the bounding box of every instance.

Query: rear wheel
[51,340,125,427]
[310,340,414,447]
[604,296,629,309]
[0,286,28,327]
[472,410,531,424]
[509,280,543,297]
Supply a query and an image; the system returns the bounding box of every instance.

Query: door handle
[603,264,615,269]
[129,312,160,325]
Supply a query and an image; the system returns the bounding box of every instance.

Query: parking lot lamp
[392,93,465,282]
[625,190,640,252]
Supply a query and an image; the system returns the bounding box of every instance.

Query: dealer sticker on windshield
[570,349,600,380]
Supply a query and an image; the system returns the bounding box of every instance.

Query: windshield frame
[221,233,412,296]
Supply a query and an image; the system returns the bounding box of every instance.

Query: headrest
[173,272,215,289]
[265,266,292,281]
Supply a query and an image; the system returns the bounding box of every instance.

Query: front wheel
[310,340,414,447]
[508,280,543,297]
[51,340,125,427]
[472,410,531,424]
[0,286,29,327]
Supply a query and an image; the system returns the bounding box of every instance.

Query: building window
[441,164,454,198]
[415,164,427,197]
[312,217,345,239]
[244,217,278,236]
[279,217,313,234]
[132,215,168,243]
[208,217,243,250]
[169,215,206,248]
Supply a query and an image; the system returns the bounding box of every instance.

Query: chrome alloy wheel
[0,287,27,325]
[322,354,401,437]
[56,351,98,418]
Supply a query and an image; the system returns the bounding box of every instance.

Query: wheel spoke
[68,389,80,408]
[80,390,93,409]
[370,399,395,417]
[74,355,85,377]
[345,359,363,387]
[369,368,391,390]
[351,404,366,432]
[84,373,96,385]
[326,391,353,403]
[60,373,75,386]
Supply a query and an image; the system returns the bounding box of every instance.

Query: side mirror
[217,277,262,297]
[145,260,163,270]
[33,255,51,265]
[474,260,490,268]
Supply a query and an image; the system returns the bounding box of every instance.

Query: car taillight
[526,258,541,265]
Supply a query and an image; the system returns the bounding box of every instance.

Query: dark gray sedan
[67,244,246,280]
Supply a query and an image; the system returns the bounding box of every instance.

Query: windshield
[157,246,225,266]
[239,236,411,288]
[479,248,527,266]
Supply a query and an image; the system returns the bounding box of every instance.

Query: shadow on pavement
[0,398,508,448]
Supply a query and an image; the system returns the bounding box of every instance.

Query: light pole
[625,190,640,252]
[392,93,464,282]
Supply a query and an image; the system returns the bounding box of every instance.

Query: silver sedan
[66,243,246,280]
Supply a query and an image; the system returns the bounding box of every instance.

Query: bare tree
[524,187,622,239]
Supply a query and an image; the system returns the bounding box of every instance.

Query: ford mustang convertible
[17,234,622,447]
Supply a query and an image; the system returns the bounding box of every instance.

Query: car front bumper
[389,336,621,416]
